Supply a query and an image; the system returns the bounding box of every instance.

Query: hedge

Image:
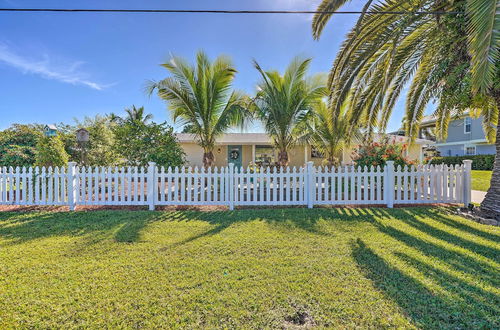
[428,154,495,170]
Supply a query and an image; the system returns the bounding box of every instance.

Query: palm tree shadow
[399,209,500,261]
[351,238,491,329]
[371,218,499,287]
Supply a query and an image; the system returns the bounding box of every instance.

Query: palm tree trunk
[202,149,215,168]
[480,95,500,219]
[278,150,289,167]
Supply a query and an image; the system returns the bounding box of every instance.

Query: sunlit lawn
[0,207,498,328]
[472,170,492,192]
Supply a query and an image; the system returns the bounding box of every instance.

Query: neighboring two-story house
[418,115,495,157]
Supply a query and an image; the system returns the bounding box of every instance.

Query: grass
[471,170,492,192]
[0,208,498,328]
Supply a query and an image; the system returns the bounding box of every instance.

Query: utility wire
[0,8,463,15]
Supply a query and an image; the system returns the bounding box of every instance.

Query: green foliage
[428,154,495,170]
[147,51,249,167]
[75,115,119,166]
[311,0,499,142]
[306,100,361,166]
[0,124,43,167]
[35,135,69,167]
[252,57,326,166]
[352,139,415,168]
[0,208,498,328]
[114,118,185,168]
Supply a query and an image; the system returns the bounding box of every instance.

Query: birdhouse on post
[76,128,90,143]
[43,124,57,137]
[76,128,90,165]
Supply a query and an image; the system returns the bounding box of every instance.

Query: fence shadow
[0,207,390,246]
[0,211,160,244]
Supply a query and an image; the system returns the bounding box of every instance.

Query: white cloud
[0,43,109,90]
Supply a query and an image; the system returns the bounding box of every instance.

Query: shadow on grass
[0,211,159,244]
[352,239,498,329]
[0,207,386,246]
[371,217,499,287]
[0,207,497,253]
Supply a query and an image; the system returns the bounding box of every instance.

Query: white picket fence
[0,160,472,210]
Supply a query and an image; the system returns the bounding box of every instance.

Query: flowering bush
[351,139,416,168]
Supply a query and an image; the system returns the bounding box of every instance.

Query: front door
[228,145,242,168]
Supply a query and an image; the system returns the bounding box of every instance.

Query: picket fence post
[462,159,472,207]
[306,161,314,209]
[228,163,235,210]
[385,161,395,208]
[67,162,77,211]
[147,162,156,211]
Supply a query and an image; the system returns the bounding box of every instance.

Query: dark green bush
[428,154,495,170]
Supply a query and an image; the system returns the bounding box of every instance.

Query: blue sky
[0,0,412,132]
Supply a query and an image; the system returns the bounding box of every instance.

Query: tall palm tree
[252,57,326,167]
[306,100,361,167]
[312,0,500,217]
[147,51,249,167]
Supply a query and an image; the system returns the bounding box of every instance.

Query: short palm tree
[312,0,500,217]
[252,57,326,167]
[124,106,153,125]
[147,51,249,167]
[306,100,361,167]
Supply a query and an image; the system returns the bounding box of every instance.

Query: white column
[67,162,77,211]
[462,159,472,207]
[306,161,314,208]
[252,144,256,165]
[147,162,156,211]
[385,161,395,208]
[228,163,235,210]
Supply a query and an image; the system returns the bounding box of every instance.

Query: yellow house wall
[180,142,424,168]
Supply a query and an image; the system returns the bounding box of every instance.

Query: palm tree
[306,100,361,167]
[252,57,326,167]
[147,51,249,167]
[124,106,153,125]
[312,0,500,217]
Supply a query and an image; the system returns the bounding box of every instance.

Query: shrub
[35,136,69,167]
[352,139,415,168]
[114,120,185,168]
[0,124,43,167]
[428,154,495,170]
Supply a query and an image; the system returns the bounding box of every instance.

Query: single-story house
[176,133,433,168]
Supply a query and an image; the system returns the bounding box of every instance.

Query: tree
[113,112,185,168]
[306,100,361,167]
[252,57,326,166]
[74,115,119,166]
[0,124,43,167]
[35,135,69,167]
[123,105,153,125]
[312,0,500,217]
[147,51,249,167]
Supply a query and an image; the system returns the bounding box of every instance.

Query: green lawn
[472,170,492,192]
[0,208,498,328]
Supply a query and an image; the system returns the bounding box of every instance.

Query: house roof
[176,133,434,145]
[45,124,57,130]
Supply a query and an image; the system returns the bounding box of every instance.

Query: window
[465,146,476,156]
[255,145,276,166]
[464,117,472,133]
